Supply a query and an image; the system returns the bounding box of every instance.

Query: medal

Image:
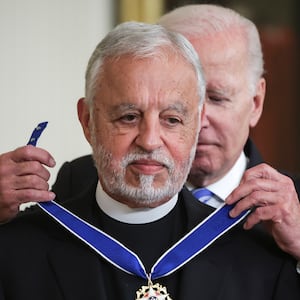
[39,199,249,299]
[136,279,172,300]
[30,123,250,299]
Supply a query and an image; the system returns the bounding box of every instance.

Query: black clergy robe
[0,181,299,300]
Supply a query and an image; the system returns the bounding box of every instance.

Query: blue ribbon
[27,122,48,146]
[39,200,249,280]
[151,203,249,278]
[39,201,147,278]
[29,122,250,281]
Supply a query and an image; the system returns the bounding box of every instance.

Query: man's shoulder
[0,206,57,244]
[52,154,97,199]
[244,138,264,168]
[68,154,94,165]
[0,180,98,239]
[63,154,96,173]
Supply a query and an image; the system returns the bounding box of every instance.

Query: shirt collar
[186,152,248,201]
[95,181,178,224]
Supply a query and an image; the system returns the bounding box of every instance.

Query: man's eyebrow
[165,102,188,114]
[206,88,226,96]
[111,103,137,111]
[109,102,189,114]
[207,83,235,96]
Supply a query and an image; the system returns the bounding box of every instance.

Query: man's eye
[165,117,182,126]
[169,117,180,123]
[208,96,223,102]
[120,114,138,123]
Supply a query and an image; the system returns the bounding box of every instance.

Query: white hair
[85,21,206,108]
[159,4,264,95]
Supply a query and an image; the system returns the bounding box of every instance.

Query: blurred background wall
[0,0,115,186]
[1,0,299,193]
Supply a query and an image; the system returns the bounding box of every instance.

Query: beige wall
[0,0,114,189]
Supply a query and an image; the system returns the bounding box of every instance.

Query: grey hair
[85,21,206,108]
[159,4,264,95]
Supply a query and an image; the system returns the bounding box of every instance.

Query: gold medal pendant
[135,280,172,300]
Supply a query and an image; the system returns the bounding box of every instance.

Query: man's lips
[129,159,166,175]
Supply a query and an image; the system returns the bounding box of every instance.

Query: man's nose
[135,118,163,152]
[200,105,210,128]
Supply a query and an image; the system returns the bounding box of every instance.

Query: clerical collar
[95,181,178,224]
[186,151,248,201]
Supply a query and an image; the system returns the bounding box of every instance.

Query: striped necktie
[192,188,214,204]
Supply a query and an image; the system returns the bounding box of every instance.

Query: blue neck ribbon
[28,122,250,281]
[38,200,249,280]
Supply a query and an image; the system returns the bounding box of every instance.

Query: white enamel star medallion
[136,282,172,300]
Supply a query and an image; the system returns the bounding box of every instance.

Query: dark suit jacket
[51,138,300,201]
[0,183,299,299]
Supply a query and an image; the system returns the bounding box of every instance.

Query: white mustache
[122,151,174,170]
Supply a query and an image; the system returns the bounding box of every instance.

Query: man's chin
[189,159,217,177]
[195,143,217,155]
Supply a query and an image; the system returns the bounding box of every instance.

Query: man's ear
[250,78,266,128]
[77,97,92,144]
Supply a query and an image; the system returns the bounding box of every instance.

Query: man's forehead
[109,101,190,113]
[206,78,236,95]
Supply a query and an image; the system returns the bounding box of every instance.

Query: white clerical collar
[95,181,178,224]
[186,151,248,201]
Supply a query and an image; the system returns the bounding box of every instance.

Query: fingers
[226,163,299,224]
[11,161,51,183]
[239,163,282,183]
[227,179,284,218]
[227,163,291,203]
[243,205,286,230]
[224,163,300,259]
[0,187,56,223]
[0,146,56,222]
[0,146,55,178]
[10,145,56,167]
[0,189,56,224]
[11,189,56,204]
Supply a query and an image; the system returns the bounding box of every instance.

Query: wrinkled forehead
[189,29,248,60]
[187,32,250,83]
[94,53,200,106]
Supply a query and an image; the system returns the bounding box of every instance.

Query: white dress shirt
[186,152,248,207]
